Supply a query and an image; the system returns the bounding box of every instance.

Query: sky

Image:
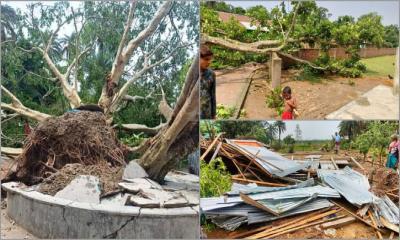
[227,1,399,26]
[266,120,341,140]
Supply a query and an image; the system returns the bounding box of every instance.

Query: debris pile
[3,111,127,185]
[200,138,399,239]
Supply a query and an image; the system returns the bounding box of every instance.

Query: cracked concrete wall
[4,183,199,239]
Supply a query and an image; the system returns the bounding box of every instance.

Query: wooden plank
[368,210,383,239]
[321,216,356,229]
[389,231,395,239]
[261,215,346,239]
[231,176,288,187]
[229,209,326,239]
[332,201,383,232]
[330,157,339,170]
[209,142,222,162]
[231,159,247,180]
[350,157,365,171]
[200,133,222,160]
[249,209,340,239]
[380,217,399,233]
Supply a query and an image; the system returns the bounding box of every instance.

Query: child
[281,86,297,120]
[200,45,216,119]
[386,134,399,169]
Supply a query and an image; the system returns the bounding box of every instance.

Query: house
[217,11,268,31]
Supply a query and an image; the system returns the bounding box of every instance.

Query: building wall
[295,47,396,61]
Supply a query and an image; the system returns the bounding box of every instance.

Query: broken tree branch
[120,122,166,135]
[1,85,51,121]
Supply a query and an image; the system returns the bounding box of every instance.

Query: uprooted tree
[1,1,199,183]
[201,1,393,77]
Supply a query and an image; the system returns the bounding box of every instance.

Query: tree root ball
[4,111,128,185]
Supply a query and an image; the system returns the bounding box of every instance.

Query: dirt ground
[216,63,392,119]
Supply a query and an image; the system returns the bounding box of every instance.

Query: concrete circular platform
[2,182,199,239]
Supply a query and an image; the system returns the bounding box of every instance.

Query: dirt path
[215,63,392,119]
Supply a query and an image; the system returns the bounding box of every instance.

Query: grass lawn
[361,55,396,77]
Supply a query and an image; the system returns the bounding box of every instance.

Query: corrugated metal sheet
[248,198,333,224]
[207,198,334,230]
[200,197,240,212]
[226,139,312,177]
[226,179,315,196]
[249,193,318,215]
[318,166,374,207]
[374,195,399,224]
[223,185,340,203]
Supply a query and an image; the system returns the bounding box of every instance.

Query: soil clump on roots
[3,111,127,186]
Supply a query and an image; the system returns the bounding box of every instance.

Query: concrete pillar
[394,47,399,94]
[271,52,282,89]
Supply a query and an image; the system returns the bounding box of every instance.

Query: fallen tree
[1,1,198,183]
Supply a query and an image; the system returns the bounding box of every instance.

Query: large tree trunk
[137,57,199,182]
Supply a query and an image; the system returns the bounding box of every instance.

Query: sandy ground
[215,63,392,119]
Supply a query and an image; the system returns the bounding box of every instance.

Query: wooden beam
[200,133,222,160]
[330,157,339,170]
[209,141,222,162]
[249,209,340,239]
[230,209,328,239]
[332,201,383,232]
[368,210,383,239]
[321,216,355,229]
[231,176,288,187]
[350,157,365,171]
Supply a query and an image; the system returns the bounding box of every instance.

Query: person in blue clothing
[200,45,216,119]
[334,132,341,154]
[386,134,399,169]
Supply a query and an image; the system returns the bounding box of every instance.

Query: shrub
[216,104,236,119]
[200,158,232,197]
[266,87,284,116]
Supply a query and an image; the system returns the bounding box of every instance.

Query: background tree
[1,1,199,182]
[274,121,286,144]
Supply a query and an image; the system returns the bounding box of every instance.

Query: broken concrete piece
[100,193,131,206]
[122,160,148,180]
[118,181,151,193]
[163,197,189,208]
[178,190,199,206]
[124,178,162,189]
[129,196,160,208]
[55,175,101,204]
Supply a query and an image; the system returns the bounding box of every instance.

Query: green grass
[361,55,396,77]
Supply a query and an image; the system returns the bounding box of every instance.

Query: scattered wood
[368,210,383,239]
[231,176,288,187]
[350,157,365,171]
[330,157,339,170]
[321,216,356,229]
[200,133,222,161]
[380,217,399,233]
[209,141,223,162]
[332,201,384,232]
[389,231,395,239]
[230,209,329,239]
[249,208,340,239]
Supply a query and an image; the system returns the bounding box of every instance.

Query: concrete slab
[122,160,148,180]
[54,175,101,204]
[326,85,399,120]
[119,178,162,193]
[215,64,259,115]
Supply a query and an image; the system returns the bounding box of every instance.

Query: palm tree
[339,121,366,141]
[264,122,278,144]
[274,121,286,144]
